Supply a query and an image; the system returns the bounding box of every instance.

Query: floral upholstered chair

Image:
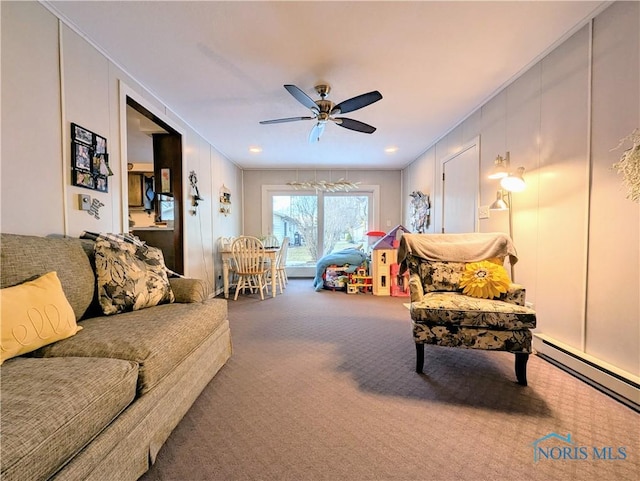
[398,233,537,386]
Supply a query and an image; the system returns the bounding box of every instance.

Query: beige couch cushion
[1,234,95,321]
[0,356,138,481]
[34,299,228,394]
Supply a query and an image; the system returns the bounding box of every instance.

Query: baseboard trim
[533,334,639,412]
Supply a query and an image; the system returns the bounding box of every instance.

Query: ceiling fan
[260,84,383,143]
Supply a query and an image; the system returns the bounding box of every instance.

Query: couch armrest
[169,278,211,303]
[409,272,424,302]
[502,283,526,306]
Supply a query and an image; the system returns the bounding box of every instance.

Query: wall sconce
[500,166,526,192]
[488,152,510,179]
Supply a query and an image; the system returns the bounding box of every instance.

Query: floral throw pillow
[459,258,510,299]
[94,237,175,315]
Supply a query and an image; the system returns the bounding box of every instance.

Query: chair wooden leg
[234,277,243,300]
[258,276,265,300]
[416,343,424,374]
[515,352,529,386]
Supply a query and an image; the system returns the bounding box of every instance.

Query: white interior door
[441,141,479,233]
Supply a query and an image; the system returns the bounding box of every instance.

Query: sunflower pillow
[459,258,510,299]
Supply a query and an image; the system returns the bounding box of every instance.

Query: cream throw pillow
[1,271,82,364]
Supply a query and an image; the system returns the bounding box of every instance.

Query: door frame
[118,81,188,274]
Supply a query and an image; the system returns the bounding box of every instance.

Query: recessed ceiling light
[385,146,398,153]
[249,146,262,153]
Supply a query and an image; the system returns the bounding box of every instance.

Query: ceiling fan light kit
[260,83,382,143]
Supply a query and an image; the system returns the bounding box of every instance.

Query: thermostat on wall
[79,194,91,211]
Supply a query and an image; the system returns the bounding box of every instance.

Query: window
[263,185,379,276]
[272,194,318,269]
[322,194,370,256]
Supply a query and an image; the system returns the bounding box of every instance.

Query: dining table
[220,246,280,299]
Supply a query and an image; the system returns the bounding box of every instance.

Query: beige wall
[1,2,242,291]
[402,1,639,378]
[1,1,64,234]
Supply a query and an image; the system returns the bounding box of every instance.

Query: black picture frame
[95,175,108,192]
[71,123,109,192]
[95,134,107,154]
[75,170,95,190]
[72,123,93,145]
[73,142,93,171]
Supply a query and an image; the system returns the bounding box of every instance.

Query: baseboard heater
[533,334,639,412]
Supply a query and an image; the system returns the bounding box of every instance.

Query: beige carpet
[141,279,639,481]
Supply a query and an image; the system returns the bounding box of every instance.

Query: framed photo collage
[71,123,110,192]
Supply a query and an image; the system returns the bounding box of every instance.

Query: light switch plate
[478,205,490,219]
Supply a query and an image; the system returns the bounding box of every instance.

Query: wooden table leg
[222,258,229,299]
[271,254,277,298]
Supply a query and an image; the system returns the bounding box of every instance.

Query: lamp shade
[488,154,509,179]
[489,190,509,210]
[500,167,526,192]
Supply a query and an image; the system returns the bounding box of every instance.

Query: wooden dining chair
[275,236,290,291]
[230,236,268,300]
[218,236,235,251]
[261,235,280,248]
[269,236,290,295]
[218,236,237,287]
[260,235,279,290]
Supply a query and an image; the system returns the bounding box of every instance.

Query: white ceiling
[46,1,605,170]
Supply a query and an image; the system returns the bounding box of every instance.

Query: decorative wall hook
[409,191,430,233]
[189,171,202,215]
[219,184,231,216]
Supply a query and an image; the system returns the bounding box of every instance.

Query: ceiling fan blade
[309,122,326,143]
[334,117,376,134]
[284,84,319,111]
[259,116,314,125]
[331,91,382,115]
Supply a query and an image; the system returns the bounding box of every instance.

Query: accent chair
[398,233,537,385]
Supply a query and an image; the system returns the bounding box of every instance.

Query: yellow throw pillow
[1,271,82,364]
[459,260,510,299]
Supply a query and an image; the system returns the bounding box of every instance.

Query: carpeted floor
[141,279,639,481]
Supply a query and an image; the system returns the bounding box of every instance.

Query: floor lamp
[489,163,526,281]
[489,190,514,279]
